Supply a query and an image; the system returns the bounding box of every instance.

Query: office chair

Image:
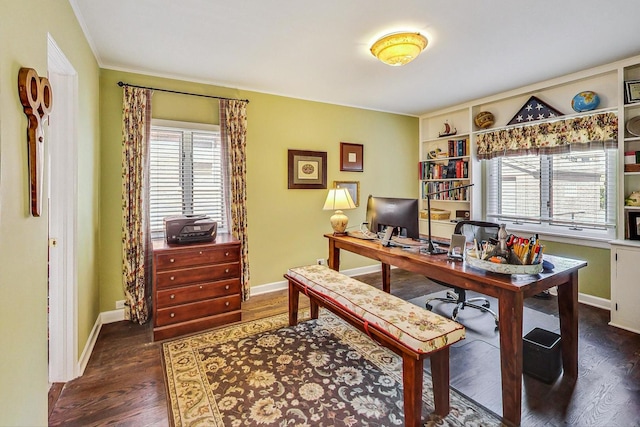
[425,220,500,327]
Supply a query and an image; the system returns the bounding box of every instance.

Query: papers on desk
[347,230,378,240]
[391,236,426,247]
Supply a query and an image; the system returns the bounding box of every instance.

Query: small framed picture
[340,142,364,172]
[624,80,640,104]
[288,149,327,189]
[334,180,360,207]
[627,211,640,240]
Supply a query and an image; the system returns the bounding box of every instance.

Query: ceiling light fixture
[370,32,428,66]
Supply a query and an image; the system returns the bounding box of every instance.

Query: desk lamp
[323,188,356,235]
[424,183,474,255]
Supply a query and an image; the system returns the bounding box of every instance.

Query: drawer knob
[225,268,230,273]
[225,251,229,256]
[225,285,230,290]
[199,251,203,255]
[169,258,175,263]
[170,312,175,318]
[170,294,175,299]
[170,276,175,281]
[199,285,203,289]
[225,301,230,307]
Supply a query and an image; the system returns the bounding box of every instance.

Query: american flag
[507,96,563,125]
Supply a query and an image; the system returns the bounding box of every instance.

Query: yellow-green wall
[99,69,418,310]
[0,1,100,425]
[542,241,610,299]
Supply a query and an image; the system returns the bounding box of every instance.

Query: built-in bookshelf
[419,54,640,333]
[419,107,473,237]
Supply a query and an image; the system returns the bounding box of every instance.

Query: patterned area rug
[162,310,503,426]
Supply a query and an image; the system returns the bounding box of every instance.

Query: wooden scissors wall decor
[18,67,53,217]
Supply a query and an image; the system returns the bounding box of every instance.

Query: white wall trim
[78,265,612,379]
[250,264,382,295]
[76,309,125,376]
[77,316,100,377]
[578,292,610,311]
[101,308,126,324]
[47,34,80,383]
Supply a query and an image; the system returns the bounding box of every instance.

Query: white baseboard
[250,264,382,295]
[76,308,125,377]
[77,315,100,377]
[578,292,610,311]
[77,268,612,379]
[101,308,126,324]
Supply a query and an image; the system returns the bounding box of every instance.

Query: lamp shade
[323,188,356,211]
[370,32,428,66]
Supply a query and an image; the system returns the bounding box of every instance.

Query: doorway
[47,34,79,383]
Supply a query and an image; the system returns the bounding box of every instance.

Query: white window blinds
[149,120,228,239]
[486,149,617,234]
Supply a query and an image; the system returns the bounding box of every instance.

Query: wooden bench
[285,265,465,427]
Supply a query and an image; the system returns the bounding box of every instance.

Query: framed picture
[627,211,640,240]
[287,149,327,189]
[340,142,364,172]
[625,80,640,104]
[334,180,360,207]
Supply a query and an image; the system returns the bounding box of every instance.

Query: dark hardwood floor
[49,269,640,426]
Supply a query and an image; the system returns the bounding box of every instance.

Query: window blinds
[486,149,617,231]
[149,124,227,238]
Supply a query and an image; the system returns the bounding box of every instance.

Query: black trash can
[523,327,562,384]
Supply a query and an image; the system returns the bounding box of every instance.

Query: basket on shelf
[420,208,450,220]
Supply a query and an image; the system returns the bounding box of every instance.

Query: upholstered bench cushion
[287,265,465,354]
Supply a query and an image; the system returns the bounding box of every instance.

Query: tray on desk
[464,250,543,275]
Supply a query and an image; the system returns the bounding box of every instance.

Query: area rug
[162,310,503,427]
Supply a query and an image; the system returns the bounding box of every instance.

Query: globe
[571,91,600,112]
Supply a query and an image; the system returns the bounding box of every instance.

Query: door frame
[47,34,79,383]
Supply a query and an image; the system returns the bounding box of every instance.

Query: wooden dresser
[151,235,242,341]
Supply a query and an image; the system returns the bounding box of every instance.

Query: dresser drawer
[156,278,240,308]
[155,295,241,327]
[155,262,240,288]
[155,245,239,270]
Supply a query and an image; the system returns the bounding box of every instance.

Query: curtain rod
[117,81,249,103]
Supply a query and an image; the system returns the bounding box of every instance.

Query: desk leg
[498,290,524,426]
[328,238,340,271]
[557,271,579,381]
[382,263,391,293]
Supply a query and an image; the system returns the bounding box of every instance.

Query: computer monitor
[365,195,420,239]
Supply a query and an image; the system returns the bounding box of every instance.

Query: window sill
[500,222,614,249]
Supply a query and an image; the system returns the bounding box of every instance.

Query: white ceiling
[71,0,640,116]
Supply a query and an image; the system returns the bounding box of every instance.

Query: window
[485,149,617,237]
[149,120,228,239]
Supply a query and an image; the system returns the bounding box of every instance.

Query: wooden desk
[326,234,586,426]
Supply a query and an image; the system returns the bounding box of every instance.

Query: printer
[164,214,217,244]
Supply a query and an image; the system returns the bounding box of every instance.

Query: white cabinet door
[610,245,640,334]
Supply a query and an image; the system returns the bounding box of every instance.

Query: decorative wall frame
[287,149,327,189]
[334,180,360,207]
[624,80,640,104]
[340,142,363,172]
[627,211,640,240]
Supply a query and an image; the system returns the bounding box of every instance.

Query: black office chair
[425,220,500,327]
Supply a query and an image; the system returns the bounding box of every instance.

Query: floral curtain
[121,86,152,324]
[476,111,618,159]
[220,99,251,300]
